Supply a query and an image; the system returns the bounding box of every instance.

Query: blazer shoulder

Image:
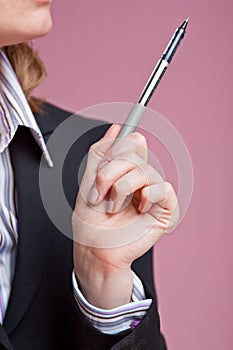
[34,102,73,135]
[34,101,110,136]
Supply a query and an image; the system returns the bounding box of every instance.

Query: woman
[0,1,178,349]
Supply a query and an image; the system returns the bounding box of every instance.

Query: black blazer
[0,103,167,350]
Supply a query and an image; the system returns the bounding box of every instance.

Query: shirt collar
[0,49,53,167]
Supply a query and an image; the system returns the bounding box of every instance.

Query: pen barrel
[113,19,188,145]
[114,103,146,143]
[162,28,185,63]
[137,59,169,106]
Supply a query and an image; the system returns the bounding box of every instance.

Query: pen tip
[180,17,189,31]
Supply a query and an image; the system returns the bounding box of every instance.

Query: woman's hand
[72,124,179,309]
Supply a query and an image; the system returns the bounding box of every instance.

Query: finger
[139,182,177,210]
[97,123,121,144]
[139,182,179,231]
[105,163,164,213]
[88,151,163,205]
[139,183,166,212]
[89,152,145,204]
[97,132,148,170]
[85,123,121,172]
[78,124,121,204]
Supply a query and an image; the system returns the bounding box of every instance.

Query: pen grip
[114,103,146,143]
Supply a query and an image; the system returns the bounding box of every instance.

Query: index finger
[98,132,148,170]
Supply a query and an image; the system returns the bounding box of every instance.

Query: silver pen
[115,18,189,142]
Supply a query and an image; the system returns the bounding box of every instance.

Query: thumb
[77,123,121,205]
[83,123,121,178]
[87,123,121,164]
[94,123,121,152]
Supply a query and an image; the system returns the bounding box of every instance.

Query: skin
[73,125,179,308]
[0,1,179,309]
[0,0,52,47]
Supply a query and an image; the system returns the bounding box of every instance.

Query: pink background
[34,1,233,349]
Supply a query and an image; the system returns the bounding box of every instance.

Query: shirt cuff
[72,270,152,335]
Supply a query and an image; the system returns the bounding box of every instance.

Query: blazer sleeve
[39,104,168,350]
[67,279,167,350]
[56,119,168,349]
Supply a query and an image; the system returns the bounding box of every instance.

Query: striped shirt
[73,271,151,334]
[0,49,152,334]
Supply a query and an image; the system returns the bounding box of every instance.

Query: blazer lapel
[1,103,107,340]
[2,103,72,337]
[3,127,54,335]
[0,326,13,350]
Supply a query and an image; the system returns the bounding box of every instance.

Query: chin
[0,4,53,47]
[28,10,53,40]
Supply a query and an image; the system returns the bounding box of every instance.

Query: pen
[114,18,189,142]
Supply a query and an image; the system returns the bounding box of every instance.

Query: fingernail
[97,160,109,171]
[107,199,114,213]
[143,203,150,212]
[139,201,151,213]
[138,202,143,212]
[88,186,99,204]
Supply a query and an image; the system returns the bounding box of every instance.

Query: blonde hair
[4,42,46,114]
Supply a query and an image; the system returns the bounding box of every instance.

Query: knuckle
[89,142,98,152]
[168,203,180,232]
[138,167,149,185]
[137,163,153,183]
[173,202,180,224]
[141,185,150,200]
[112,181,120,194]
[89,141,105,157]
[162,182,176,209]
[111,182,122,200]
[112,179,131,197]
[132,132,147,146]
[115,151,132,162]
[112,181,122,195]
[141,162,153,175]
[116,152,141,166]
[164,181,175,197]
[95,170,111,187]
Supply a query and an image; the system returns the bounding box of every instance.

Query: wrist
[74,265,133,309]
